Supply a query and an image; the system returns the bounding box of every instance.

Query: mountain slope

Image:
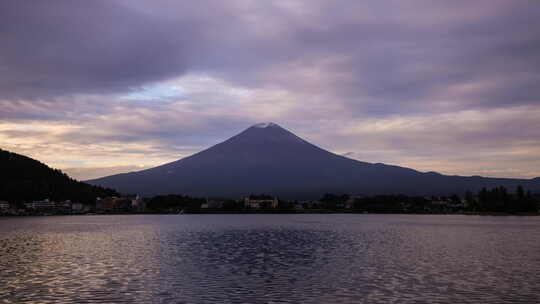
[87,123,540,198]
[0,149,118,204]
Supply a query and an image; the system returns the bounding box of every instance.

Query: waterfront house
[96,196,142,212]
[345,195,364,209]
[25,199,56,210]
[0,201,10,210]
[201,199,225,209]
[131,195,146,212]
[72,202,84,213]
[115,198,132,211]
[96,197,116,212]
[244,195,278,209]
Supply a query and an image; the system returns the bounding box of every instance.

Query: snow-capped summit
[251,122,280,128]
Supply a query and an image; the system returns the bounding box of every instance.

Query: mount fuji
[87,123,540,198]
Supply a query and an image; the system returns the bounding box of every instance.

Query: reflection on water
[1,214,539,303]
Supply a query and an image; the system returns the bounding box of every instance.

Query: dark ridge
[0,148,118,204]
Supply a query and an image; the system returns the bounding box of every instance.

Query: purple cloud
[1,0,539,179]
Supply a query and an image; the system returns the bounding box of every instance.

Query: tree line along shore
[1,185,539,216]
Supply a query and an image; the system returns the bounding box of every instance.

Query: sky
[1,0,540,180]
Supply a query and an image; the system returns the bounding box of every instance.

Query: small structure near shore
[96,195,146,213]
[0,200,10,210]
[243,195,278,209]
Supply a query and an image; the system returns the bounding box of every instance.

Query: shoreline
[2,210,539,217]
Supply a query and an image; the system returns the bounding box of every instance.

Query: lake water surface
[1,214,539,303]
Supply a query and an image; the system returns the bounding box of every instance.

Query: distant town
[1,186,539,216]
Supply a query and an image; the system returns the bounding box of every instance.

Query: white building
[131,195,146,212]
[25,199,56,209]
[244,195,278,209]
[201,199,224,209]
[0,201,10,210]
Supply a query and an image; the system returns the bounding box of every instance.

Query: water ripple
[1,214,539,303]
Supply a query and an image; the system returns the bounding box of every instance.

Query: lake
[1,214,539,303]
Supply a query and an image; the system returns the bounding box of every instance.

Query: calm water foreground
[1,214,539,304]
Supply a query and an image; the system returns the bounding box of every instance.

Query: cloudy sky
[1,0,540,180]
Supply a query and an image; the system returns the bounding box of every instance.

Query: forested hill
[0,148,118,204]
